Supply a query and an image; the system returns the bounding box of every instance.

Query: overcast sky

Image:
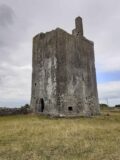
[0,0,120,107]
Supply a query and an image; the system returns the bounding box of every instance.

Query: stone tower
[31,17,100,116]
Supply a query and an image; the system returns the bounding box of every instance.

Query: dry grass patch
[0,109,120,160]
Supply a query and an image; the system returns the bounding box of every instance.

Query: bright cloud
[98,81,120,106]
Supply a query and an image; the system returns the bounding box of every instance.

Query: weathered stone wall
[31,17,100,116]
[31,30,58,114]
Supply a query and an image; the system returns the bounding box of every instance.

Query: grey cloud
[0,4,14,27]
[0,3,31,65]
[0,4,15,48]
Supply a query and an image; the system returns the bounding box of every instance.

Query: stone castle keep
[31,17,100,116]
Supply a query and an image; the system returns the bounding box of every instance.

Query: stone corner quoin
[30,16,100,117]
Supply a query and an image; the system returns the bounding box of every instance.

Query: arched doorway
[35,98,45,112]
[40,98,44,112]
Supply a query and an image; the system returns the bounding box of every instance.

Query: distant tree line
[115,104,120,108]
[0,104,32,116]
[100,103,120,108]
[100,104,108,108]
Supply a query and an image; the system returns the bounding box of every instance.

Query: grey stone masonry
[30,17,100,117]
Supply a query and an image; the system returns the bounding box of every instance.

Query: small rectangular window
[68,106,73,111]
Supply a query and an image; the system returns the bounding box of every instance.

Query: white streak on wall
[46,56,57,99]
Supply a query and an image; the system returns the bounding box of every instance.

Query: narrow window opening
[77,32,79,36]
[68,106,73,111]
[35,83,37,86]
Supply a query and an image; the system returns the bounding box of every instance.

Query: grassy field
[0,108,120,160]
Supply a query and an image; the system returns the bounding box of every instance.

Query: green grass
[0,109,120,160]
